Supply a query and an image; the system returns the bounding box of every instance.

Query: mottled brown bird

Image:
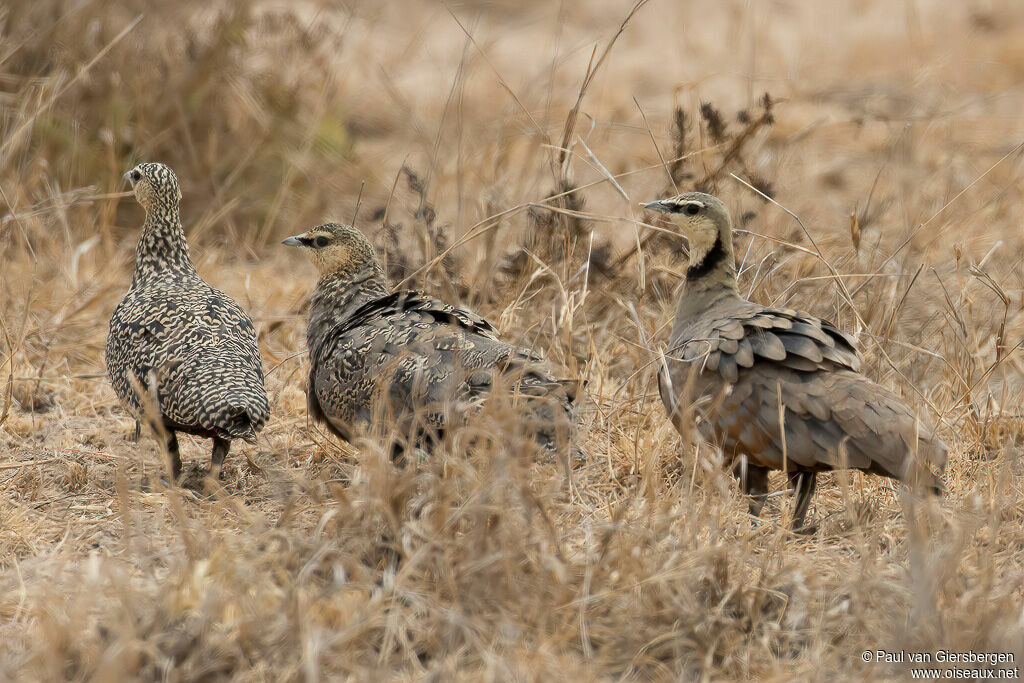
[646,192,946,529]
[106,162,270,481]
[283,222,578,457]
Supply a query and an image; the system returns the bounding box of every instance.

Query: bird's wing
[341,290,498,339]
[667,301,944,481]
[310,291,576,446]
[107,282,268,436]
[308,292,499,435]
[674,303,861,385]
[201,286,263,357]
[712,364,946,482]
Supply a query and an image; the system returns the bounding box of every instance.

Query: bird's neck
[307,263,390,346]
[132,202,196,285]
[678,229,740,316]
[685,226,738,288]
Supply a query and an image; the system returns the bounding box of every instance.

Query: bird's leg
[738,461,771,517]
[166,432,182,482]
[210,437,231,480]
[389,441,408,467]
[789,471,817,531]
[131,420,141,443]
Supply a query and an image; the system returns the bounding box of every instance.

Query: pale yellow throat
[684,226,719,269]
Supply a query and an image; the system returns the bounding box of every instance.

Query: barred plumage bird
[646,192,946,529]
[283,222,578,457]
[106,162,270,481]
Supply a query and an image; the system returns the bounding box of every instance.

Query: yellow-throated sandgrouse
[106,162,270,480]
[283,222,578,456]
[646,192,946,529]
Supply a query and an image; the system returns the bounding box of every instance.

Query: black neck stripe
[686,234,726,280]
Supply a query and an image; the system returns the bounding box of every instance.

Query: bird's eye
[131,170,141,182]
[684,204,700,216]
[314,236,329,248]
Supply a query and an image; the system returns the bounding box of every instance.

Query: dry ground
[3,0,1024,680]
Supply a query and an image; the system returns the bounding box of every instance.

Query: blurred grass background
[3,0,1024,679]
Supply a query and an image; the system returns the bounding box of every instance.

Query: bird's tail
[518,382,585,460]
[220,404,261,443]
[915,431,948,496]
[904,446,946,497]
[486,351,586,459]
[209,381,269,443]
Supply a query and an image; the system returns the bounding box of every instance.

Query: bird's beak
[281,235,303,247]
[123,171,134,187]
[643,200,671,214]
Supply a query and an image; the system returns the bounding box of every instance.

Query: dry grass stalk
[3,0,1024,680]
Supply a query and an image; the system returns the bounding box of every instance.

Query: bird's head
[282,222,380,276]
[643,192,735,279]
[124,162,182,211]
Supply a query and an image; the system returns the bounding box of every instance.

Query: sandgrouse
[283,222,578,457]
[646,192,946,529]
[106,162,270,481]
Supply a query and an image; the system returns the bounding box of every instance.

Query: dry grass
[3,0,1024,680]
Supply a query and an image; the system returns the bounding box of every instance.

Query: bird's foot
[791,519,819,535]
[166,465,206,492]
[747,496,768,518]
[153,467,183,489]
